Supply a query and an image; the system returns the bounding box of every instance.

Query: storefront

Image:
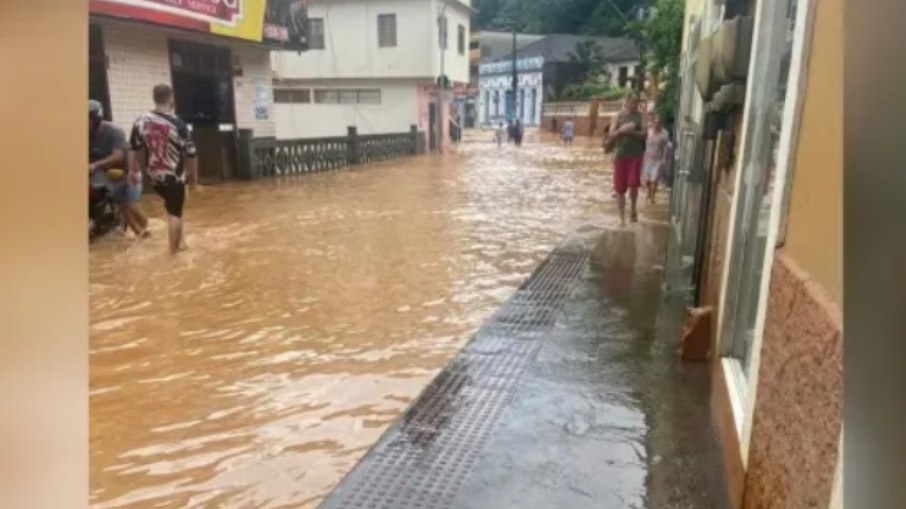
[88,0,307,181]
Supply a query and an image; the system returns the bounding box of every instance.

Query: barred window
[273,89,311,103]
[357,89,381,104]
[314,89,338,103]
[378,14,397,47]
[313,89,382,105]
[308,18,325,49]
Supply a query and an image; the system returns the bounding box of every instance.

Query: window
[274,89,311,103]
[357,89,382,104]
[438,16,448,49]
[720,0,802,384]
[314,89,338,103]
[313,89,381,105]
[458,25,466,55]
[308,18,325,49]
[378,14,397,47]
[618,66,629,88]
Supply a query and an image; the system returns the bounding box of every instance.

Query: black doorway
[89,24,112,120]
[168,40,237,181]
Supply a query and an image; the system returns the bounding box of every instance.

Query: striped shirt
[129,111,197,183]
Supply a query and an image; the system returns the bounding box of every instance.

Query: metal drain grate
[319,248,589,509]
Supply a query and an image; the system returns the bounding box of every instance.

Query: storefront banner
[89,0,266,42]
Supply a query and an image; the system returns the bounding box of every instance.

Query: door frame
[714,0,818,465]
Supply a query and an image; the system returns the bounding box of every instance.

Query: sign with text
[90,0,266,42]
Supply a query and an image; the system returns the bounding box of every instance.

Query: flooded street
[89,132,645,508]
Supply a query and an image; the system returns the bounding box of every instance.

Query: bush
[560,82,625,101]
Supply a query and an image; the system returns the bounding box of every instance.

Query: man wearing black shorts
[128,84,198,254]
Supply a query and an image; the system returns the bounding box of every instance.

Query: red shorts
[613,157,643,195]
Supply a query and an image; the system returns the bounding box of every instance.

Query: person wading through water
[128,84,199,254]
[606,91,646,226]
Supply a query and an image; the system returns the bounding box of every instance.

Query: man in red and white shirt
[129,84,198,254]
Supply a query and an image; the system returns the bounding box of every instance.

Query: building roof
[484,34,640,64]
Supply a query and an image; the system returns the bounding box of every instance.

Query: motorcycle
[89,169,124,240]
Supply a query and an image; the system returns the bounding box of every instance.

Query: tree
[636,0,684,127]
[472,0,651,37]
[567,40,608,83]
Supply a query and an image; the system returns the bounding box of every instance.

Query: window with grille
[458,25,465,55]
[357,89,382,104]
[313,89,381,105]
[274,89,311,103]
[314,89,338,103]
[378,14,397,47]
[308,18,325,49]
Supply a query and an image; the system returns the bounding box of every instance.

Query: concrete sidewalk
[318,220,730,509]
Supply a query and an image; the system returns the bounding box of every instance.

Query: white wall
[102,22,171,134]
[272,0,435,80]
[233,46,276,138]
[432,0,471,85]
[604,60,642,88]
[274,81,419,139]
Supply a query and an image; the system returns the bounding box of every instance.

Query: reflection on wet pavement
[316,219,729,509]
[449,226,729,509]
[90,132,661,508]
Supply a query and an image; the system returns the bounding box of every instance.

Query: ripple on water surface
[90,132,626,508]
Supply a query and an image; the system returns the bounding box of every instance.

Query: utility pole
[437,4,448,154]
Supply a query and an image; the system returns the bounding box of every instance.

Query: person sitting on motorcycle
[90,100,148,237]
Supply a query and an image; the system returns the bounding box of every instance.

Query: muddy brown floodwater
[90,132,650,508]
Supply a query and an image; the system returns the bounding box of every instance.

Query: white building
[271,0,471,151]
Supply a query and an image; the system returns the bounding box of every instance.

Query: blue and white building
[478,56,545,127]
[477,34,640,128]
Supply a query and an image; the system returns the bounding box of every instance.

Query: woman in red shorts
[608,91,647,226]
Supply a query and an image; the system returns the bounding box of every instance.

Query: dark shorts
[613,157,643,195]
[152,177,185,218]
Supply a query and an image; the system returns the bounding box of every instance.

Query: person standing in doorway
[89,100,148,237]
[608,91,646,226]
[129,84,198,255]
[562,117,575,145]
[643,113,669,204]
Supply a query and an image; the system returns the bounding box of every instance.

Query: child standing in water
[495,122,506,147]
[643,113,669,204]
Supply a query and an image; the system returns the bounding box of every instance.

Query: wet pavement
[90,131,662,508]
[318,216,730,509]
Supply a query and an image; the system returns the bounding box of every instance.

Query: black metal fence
[239,125,423,179]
